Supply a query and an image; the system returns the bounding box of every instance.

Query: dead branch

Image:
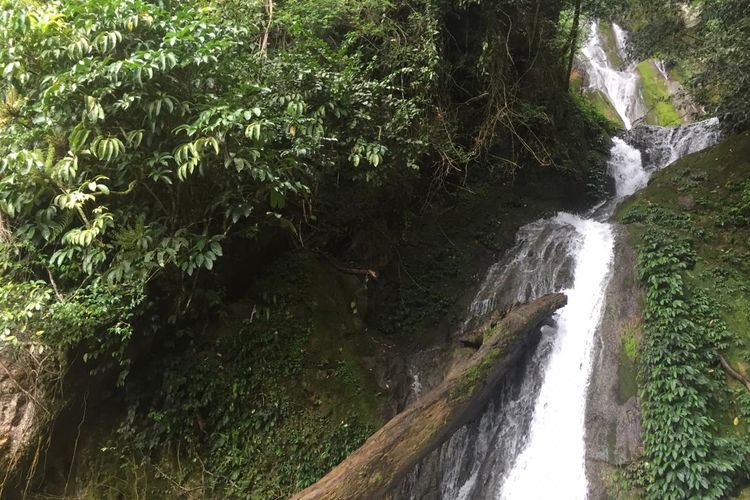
[312,250,378,280]
[719,354,750,392]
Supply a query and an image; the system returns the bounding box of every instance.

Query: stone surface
[586,225,643,499]
[0,348,47,487]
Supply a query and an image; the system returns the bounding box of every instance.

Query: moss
[303,258,385,426]
[370,471,383,485]
[620,318,641,361]
[598,22,624,70]
[450,323,512,400]
[636,60,682,127]
[618,321,640,403]
[582,89,626,130]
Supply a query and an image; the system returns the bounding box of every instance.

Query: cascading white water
[495,120,720,500]
[608,137,647,197]
[654,60,670,81]
[401,22,723,500]
[498,215,613,499]
[580,21,647,129]
[611,23,629,57]
[625,117,721,170]
[401,119,719,498]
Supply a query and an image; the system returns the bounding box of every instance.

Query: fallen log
[292,292,567,500]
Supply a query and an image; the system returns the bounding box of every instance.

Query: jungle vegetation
[0,0,747,497]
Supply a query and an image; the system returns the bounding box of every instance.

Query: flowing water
[579,21,647,129]
[401,22,722,500]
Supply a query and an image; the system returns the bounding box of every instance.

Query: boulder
[0,347,56,490]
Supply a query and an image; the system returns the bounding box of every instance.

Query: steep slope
[617,131,750,498]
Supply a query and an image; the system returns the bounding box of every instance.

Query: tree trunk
[564,0,583,90]
[292,293,567,500]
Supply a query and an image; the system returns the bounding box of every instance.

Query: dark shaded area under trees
[0,0,618,496]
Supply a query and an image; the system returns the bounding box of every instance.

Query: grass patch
[636,59,682,127]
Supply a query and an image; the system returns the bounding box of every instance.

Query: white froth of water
[411,371,423,397]
[499,214,614,500]
[654,60,670,81]
[608,137,646,197]
[661,117,721,167]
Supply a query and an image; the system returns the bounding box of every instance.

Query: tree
[0,0,441,349]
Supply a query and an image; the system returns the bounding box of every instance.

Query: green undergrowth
[618,131,750,498]
[636,60,682,127]
[41,255,384,499]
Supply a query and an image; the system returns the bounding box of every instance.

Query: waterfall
[579,21,647,129]
[498,215,613,499]
[400,22,722,500]
[624,117,721,170]
[608,137,647,198]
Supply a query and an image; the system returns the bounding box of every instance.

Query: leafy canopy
[0,0,440,352]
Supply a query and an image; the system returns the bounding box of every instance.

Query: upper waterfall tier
[579,21,647,129]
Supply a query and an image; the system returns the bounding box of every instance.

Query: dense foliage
[0,0,603,350]
[0,0,441,350]
[0,0,615,495]
[630,224,744,498]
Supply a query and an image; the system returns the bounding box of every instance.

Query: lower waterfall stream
[400,21,723,499]
[401,118,721,500]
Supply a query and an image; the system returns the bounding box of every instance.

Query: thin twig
[47,268,63,302]
[64,387,89,495]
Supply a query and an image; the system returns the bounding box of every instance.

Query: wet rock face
[585,227,643,499]
[0,350,44,482]
[623,118,722,171]
[623,125,673,168]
